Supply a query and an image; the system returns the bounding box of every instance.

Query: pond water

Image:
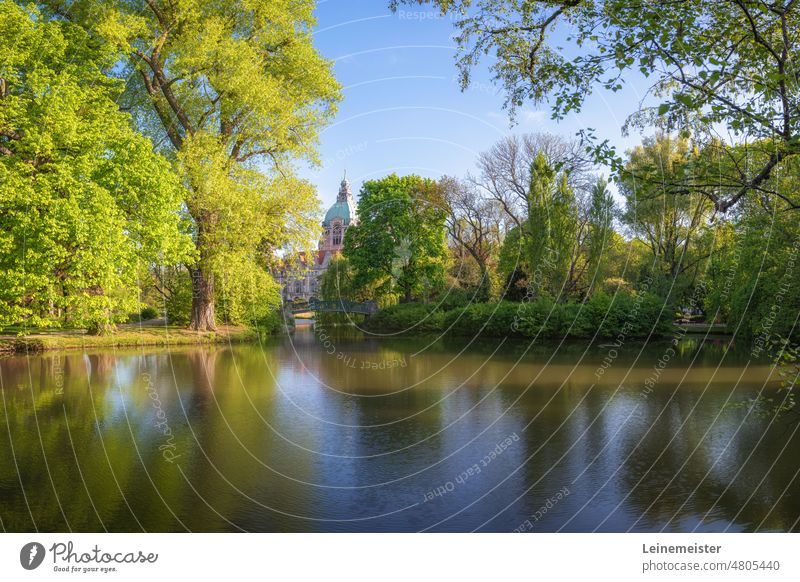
[1,324,798,532]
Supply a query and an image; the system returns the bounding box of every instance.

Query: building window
[333,225,342,246]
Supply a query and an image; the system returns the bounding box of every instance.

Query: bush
[442,301,526,337]
[518,292,672,339]
[140,306,159,320]
[365,291,673,340]
[254,309,282,334]
[363,303,444,333]
[434,287,475,311]
[164,271,193,325]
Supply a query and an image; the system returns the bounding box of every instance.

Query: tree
[393,0,800,212]
[585,177,615,293]
[319,255,357,302]
[706,174,800,340]
[42,0,341,330]
[439,176,504,301]
[344,174,449,303]
[0,1,190,332]
[619,135,715,300]
[525,153,583,300]
[496,223,528,300]
[472,132,593,230]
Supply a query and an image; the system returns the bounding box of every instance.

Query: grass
[0,324,259,354]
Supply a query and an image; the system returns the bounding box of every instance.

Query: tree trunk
[87,321,114,336]
[189,266,216,331]
[476,265,491,302]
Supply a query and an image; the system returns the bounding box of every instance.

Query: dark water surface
[1,325,798,532]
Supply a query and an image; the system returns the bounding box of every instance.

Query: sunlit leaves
[344,175,450,303]
[0,1,190,330]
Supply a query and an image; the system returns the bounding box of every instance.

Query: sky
[303,0,654,210]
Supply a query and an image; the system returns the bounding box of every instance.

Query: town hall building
[276,174,358,302]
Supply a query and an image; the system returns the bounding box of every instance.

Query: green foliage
[319,255,357,301]
[434,287,474,311]
[366,291,672,339]
[525,153,555,282]
[394,0,800,211]
[497,224,525,292]
[41,0,342,330]
[138,307,159,321]
[161,268,193,326]
[524,153,580,300]
[315,255,362,325]
[519,292,672,339]
[442,301,525,337]
[707,196,800,343]
[344,174,450,302]
[619,135,714,303]
[586,177,614,292]
[215,251,281,326]
[363,303,444,333]
[0,2,191,331]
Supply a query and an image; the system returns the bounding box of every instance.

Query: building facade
[276,175,358,302]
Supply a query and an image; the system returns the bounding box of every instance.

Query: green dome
[323,199,354,226]
[323,176,357,226]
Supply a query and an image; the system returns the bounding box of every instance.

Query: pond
[1,324,797,532]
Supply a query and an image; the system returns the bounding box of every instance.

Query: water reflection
[0,327,797,532]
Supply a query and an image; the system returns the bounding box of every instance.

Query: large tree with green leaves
[41,0,341,330]
[706,159,800,339]
[525,153,582,300]
[344,174,449,303]
[393,0,800,212]
[585,177,614,293]
[0,1,190,332]
[619,135,715,300]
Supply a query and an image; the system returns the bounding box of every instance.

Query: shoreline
[0,325,260,354]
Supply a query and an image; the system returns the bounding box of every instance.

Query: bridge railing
[307,299,378,315]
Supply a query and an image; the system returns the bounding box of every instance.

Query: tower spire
[338,170,351,202]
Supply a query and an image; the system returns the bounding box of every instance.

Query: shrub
[365,291,673,340]
[164,271,193,325]
[441,302,525,337]
[518,291,671,340]
[364,303,444,333]
[139,306,159,320]
[254,309,282,334]
[434,287,475,311]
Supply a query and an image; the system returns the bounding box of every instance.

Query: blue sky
[303,0,654,209]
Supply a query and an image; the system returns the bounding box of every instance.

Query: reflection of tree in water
[0,352,131,531]
[86,352,116,383]
[1,339,797,532]
[616,389,800,532]
[186,348,221,407]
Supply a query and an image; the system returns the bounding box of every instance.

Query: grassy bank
[0,324,260,354]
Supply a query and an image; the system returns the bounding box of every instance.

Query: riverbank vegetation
[362,292,672,339]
